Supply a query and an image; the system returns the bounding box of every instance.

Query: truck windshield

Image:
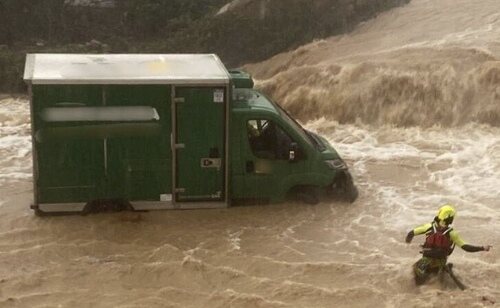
[234,88,325,151]
[270,100,326,152]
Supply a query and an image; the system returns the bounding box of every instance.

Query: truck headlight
[324,159,347,170]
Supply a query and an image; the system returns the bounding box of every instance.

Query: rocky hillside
[0,0,409,92]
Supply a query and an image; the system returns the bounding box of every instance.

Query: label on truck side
[213,89,224,103]
[201,158,221,169]
[160,194,172,201]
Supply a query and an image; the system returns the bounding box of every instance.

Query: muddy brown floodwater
[1,0,500,307]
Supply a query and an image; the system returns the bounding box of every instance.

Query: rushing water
[1,0,500,307]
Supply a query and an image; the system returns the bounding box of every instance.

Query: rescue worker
[405,204,492,285]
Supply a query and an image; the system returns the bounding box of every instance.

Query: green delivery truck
[23,54,357,215]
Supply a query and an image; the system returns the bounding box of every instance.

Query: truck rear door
[174,87,226,202]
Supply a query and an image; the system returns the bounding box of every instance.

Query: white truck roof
[24,53,230,85]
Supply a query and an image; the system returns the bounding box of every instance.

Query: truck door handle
[246,161,255,173]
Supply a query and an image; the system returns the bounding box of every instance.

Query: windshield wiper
[305,130,326,151]
[268,98,326,151]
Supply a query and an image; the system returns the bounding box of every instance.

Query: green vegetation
[0,0,409,92]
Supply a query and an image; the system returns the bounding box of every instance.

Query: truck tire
[330,171,358,203]
[345,181,358,203]
[292,186,319,205]
[34,208,47,217]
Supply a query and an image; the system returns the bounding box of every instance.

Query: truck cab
[229,70,358,204]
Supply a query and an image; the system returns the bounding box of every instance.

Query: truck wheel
[344,181,358,203]
[34,208,47,217]
[292,186,319,205]
[331,171,358,203]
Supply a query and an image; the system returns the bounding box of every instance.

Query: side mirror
[289,142,298,162]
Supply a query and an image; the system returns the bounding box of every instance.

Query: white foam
[228,230,242,251]
[0,98,32,182]
[307,121,500,231]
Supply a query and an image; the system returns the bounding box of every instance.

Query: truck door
[174,87,226,202]
[243,118,308,200]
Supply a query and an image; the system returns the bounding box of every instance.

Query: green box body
[24,54,356,214]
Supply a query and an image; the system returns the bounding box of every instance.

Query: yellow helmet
[436,204,456,225]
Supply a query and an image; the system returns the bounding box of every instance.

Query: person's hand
[405,232,413,243]
[483,245,492,252]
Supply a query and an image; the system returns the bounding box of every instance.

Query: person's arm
[449,230,492,252]
[462,244,490,252]
[405,230,414,243]
[405,223,432,243]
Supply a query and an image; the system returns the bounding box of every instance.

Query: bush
[0,0,410,93]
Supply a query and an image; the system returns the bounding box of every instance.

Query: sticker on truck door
[160,194,172,201]
[213,89,224,103]
[201,158,221,169]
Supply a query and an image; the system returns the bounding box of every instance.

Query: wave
[254,46,500,127]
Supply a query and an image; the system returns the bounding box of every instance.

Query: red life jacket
[421,223,455,258]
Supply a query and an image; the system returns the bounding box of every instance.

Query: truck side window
[247,119,295,160]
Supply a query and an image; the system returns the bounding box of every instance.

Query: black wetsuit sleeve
[461,244,485,252]
[405,231,414,243]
